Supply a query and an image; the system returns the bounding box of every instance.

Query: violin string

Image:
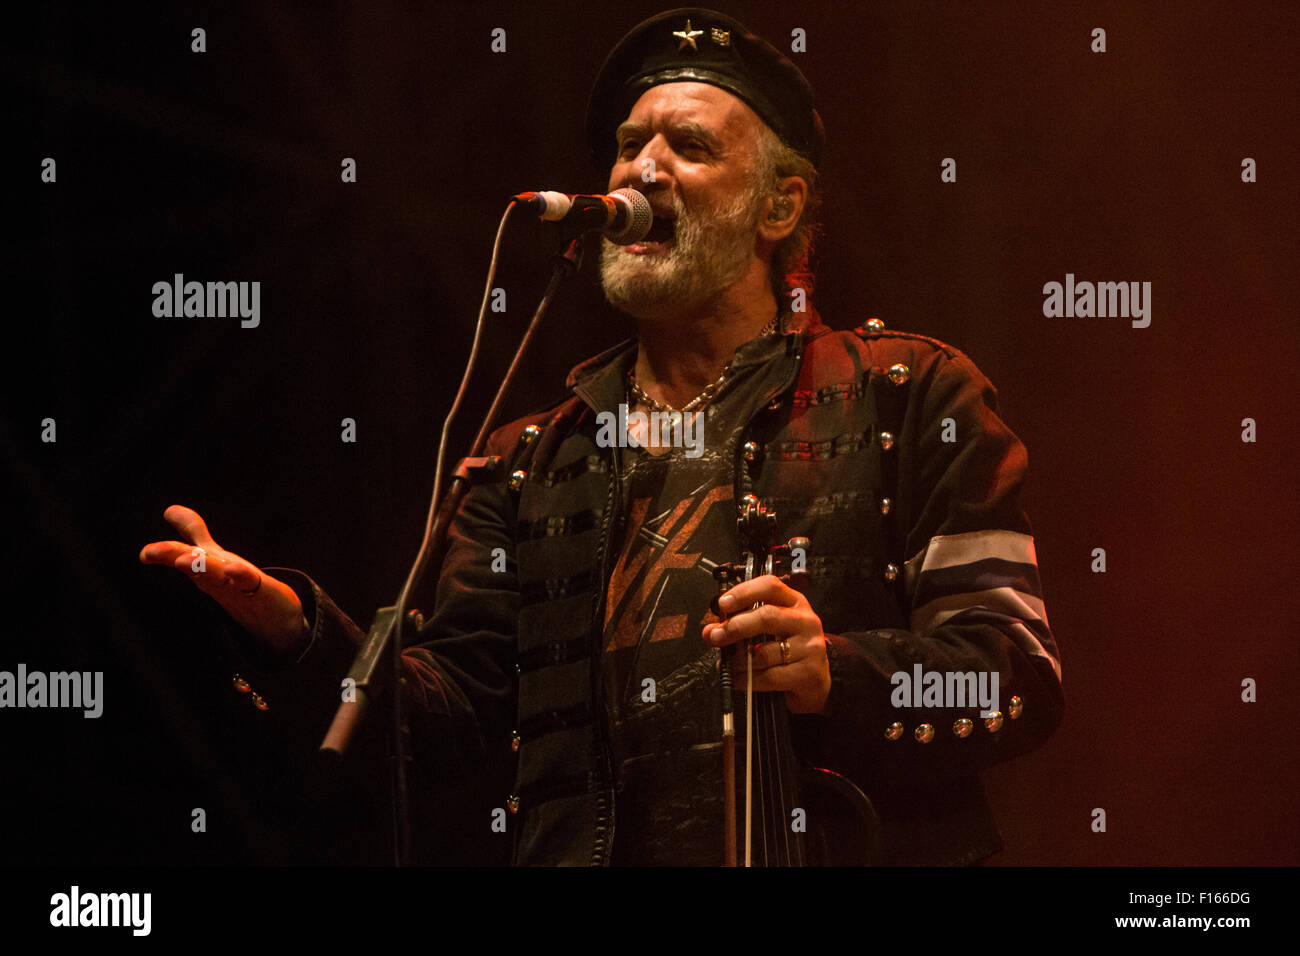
[745,636,753,867]
[762,691,775,865]
[769,687,785,864]
[758,561,776,864]
[756,561,770,866]
[756,675,767,866]
[767,553,784,866]
[775,694,792,864]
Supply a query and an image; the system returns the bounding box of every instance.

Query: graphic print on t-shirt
[602,450,738,755]
[604,482,731,653]
[595,335,794,863]
[601,452,739,864]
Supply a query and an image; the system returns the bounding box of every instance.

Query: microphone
[513,187,653,243]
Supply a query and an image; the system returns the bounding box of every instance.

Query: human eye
[677,133,712,157]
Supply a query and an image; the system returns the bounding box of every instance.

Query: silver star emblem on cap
[673,18,704,51]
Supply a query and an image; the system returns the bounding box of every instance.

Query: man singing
[140,8,1063,865]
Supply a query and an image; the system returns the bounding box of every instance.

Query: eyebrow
[614,120,724,153]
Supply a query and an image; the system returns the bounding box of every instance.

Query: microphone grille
[608,188,652,243]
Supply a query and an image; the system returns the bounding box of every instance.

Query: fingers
[726,636,831,714]
[139,505,218,565]
[704,602,814,648]
[715,575,799,617]
[206,553,262,593]
[139,509,306,652]
[138,539,193,566]
[174,548,262,594]
[162,504,218,549]
[725,634,818,674]
[704,573,830,714]
[747,635,813,673]
[138,541,244,586]
[141,505,257,589]
[704,575,831,715]
[139,536,261,595]
[704,575,806,649]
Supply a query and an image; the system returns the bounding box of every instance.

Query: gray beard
[599,185,763,320]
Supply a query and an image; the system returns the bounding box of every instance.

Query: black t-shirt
[601,333,788,865]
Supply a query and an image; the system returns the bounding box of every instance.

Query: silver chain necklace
[626,313,782,414]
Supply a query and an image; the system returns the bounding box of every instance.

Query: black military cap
[586,8,824,171]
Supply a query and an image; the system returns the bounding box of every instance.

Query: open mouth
[639,216,676,243]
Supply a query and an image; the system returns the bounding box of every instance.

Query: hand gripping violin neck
[713,494,882,866]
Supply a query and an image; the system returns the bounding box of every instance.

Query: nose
[611,135,672,195]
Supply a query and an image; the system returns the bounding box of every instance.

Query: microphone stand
[318,222,585,866]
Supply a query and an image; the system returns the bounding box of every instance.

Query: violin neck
[743,687,807,866]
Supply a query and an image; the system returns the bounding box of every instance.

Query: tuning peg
[713,562,742,585]
[770,536,810,576]
[711,563,743,615]
[773,536,811,590]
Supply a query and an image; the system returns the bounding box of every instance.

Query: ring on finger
[779,639,792,665]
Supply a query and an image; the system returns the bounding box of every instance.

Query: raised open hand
[139,504,308,658]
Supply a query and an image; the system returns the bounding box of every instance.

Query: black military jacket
[277,305,1063,865]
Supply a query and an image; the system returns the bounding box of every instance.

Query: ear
[757,175,808,243]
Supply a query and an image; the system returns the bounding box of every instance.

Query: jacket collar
[566,304,827,416]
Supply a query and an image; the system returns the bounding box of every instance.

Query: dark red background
[4,1,1297,865]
